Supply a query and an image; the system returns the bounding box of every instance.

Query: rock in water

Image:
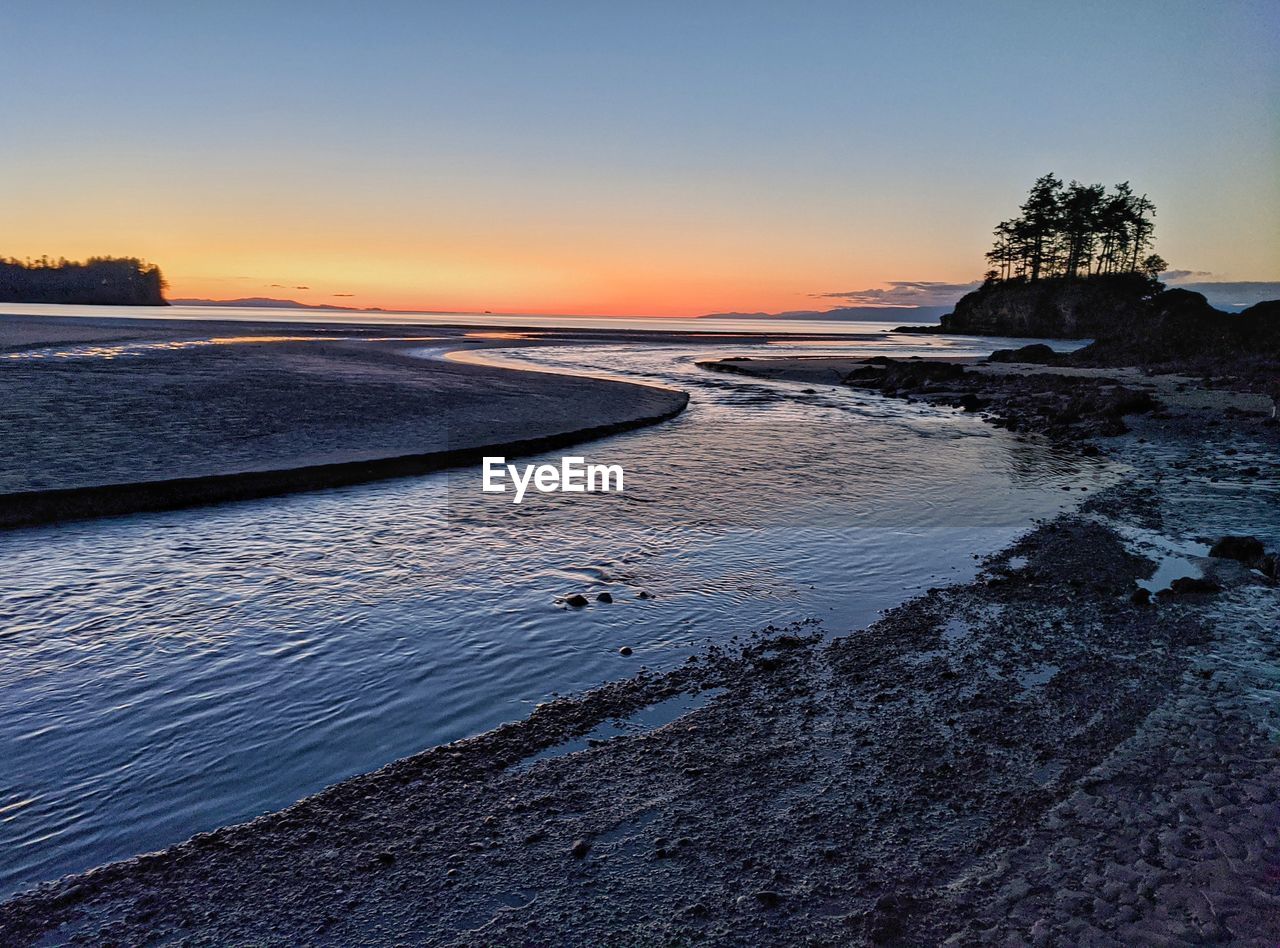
[1208,535,1265,565]
[596,591,613,603]
[564,594,589,608]
[1166,576,1221,595]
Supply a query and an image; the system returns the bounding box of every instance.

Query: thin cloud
[813,281,981,308]
[1162,269,1215,282]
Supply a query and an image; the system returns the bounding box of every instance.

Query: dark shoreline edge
[0,391,689,531]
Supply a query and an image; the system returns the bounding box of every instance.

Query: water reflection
[0,337,1113,896]
[1,334,460,361]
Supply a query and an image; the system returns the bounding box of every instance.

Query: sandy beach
[2,339,1276,944]
[0,314,695,527]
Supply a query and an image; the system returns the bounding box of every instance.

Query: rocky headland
[901,275,1280,375]
[938,273,1153,338]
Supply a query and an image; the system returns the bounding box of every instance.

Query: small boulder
[596,591,613,603]
[1167,576,1221,595]
[570,839,591,859]
[1208,535,1265,565]
[618,646,633,656]
[987,343,1059,365]
[563,594,589,608]
[1130,587,1151,606]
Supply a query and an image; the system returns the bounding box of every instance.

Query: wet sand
[2,351,1277,944]
[0,314,691,527]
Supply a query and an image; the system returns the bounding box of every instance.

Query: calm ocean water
[0,300,926,336]
[0,321,1102,896]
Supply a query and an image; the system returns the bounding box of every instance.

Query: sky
[2,1,1277,316]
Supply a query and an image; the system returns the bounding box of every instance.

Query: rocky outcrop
[842,359,1157,439]
[940,282,1280,383]
[987,343,1059,364]
[1067,292,1280,376]
[939,274,1153,338]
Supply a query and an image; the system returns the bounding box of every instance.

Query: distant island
[0,256,167,306]
[895,175,1274,343]
[937,174,1168,337]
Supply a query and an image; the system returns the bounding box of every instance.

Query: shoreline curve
[0,388,689,531]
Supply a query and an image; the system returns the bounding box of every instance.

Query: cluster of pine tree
[0,256,168,305]
[985,174,1166,284]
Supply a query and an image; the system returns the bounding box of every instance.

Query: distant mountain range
[702,305,952,323]
[1170,282,1280,312]
[168,299,950,322]
[169,297,379,312]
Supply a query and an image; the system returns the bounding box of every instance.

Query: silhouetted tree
[1141,253,1168,282]
[983,175,1163,284]
[1020,173,1064,281]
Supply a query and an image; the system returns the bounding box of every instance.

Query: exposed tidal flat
[0,310,1277,943]
[0,315,691,527]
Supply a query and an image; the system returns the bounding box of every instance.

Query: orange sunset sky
[4,2,1277,316]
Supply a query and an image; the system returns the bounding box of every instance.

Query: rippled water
[0,334,1109,896]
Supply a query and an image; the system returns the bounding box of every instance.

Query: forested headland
[927,174,1174,337]
[916,174,1279,364]
[0,256,168,306]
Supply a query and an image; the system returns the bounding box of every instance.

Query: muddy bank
[703,353,1275,444]
[0,317,690,528]
[2,368,1277,943]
